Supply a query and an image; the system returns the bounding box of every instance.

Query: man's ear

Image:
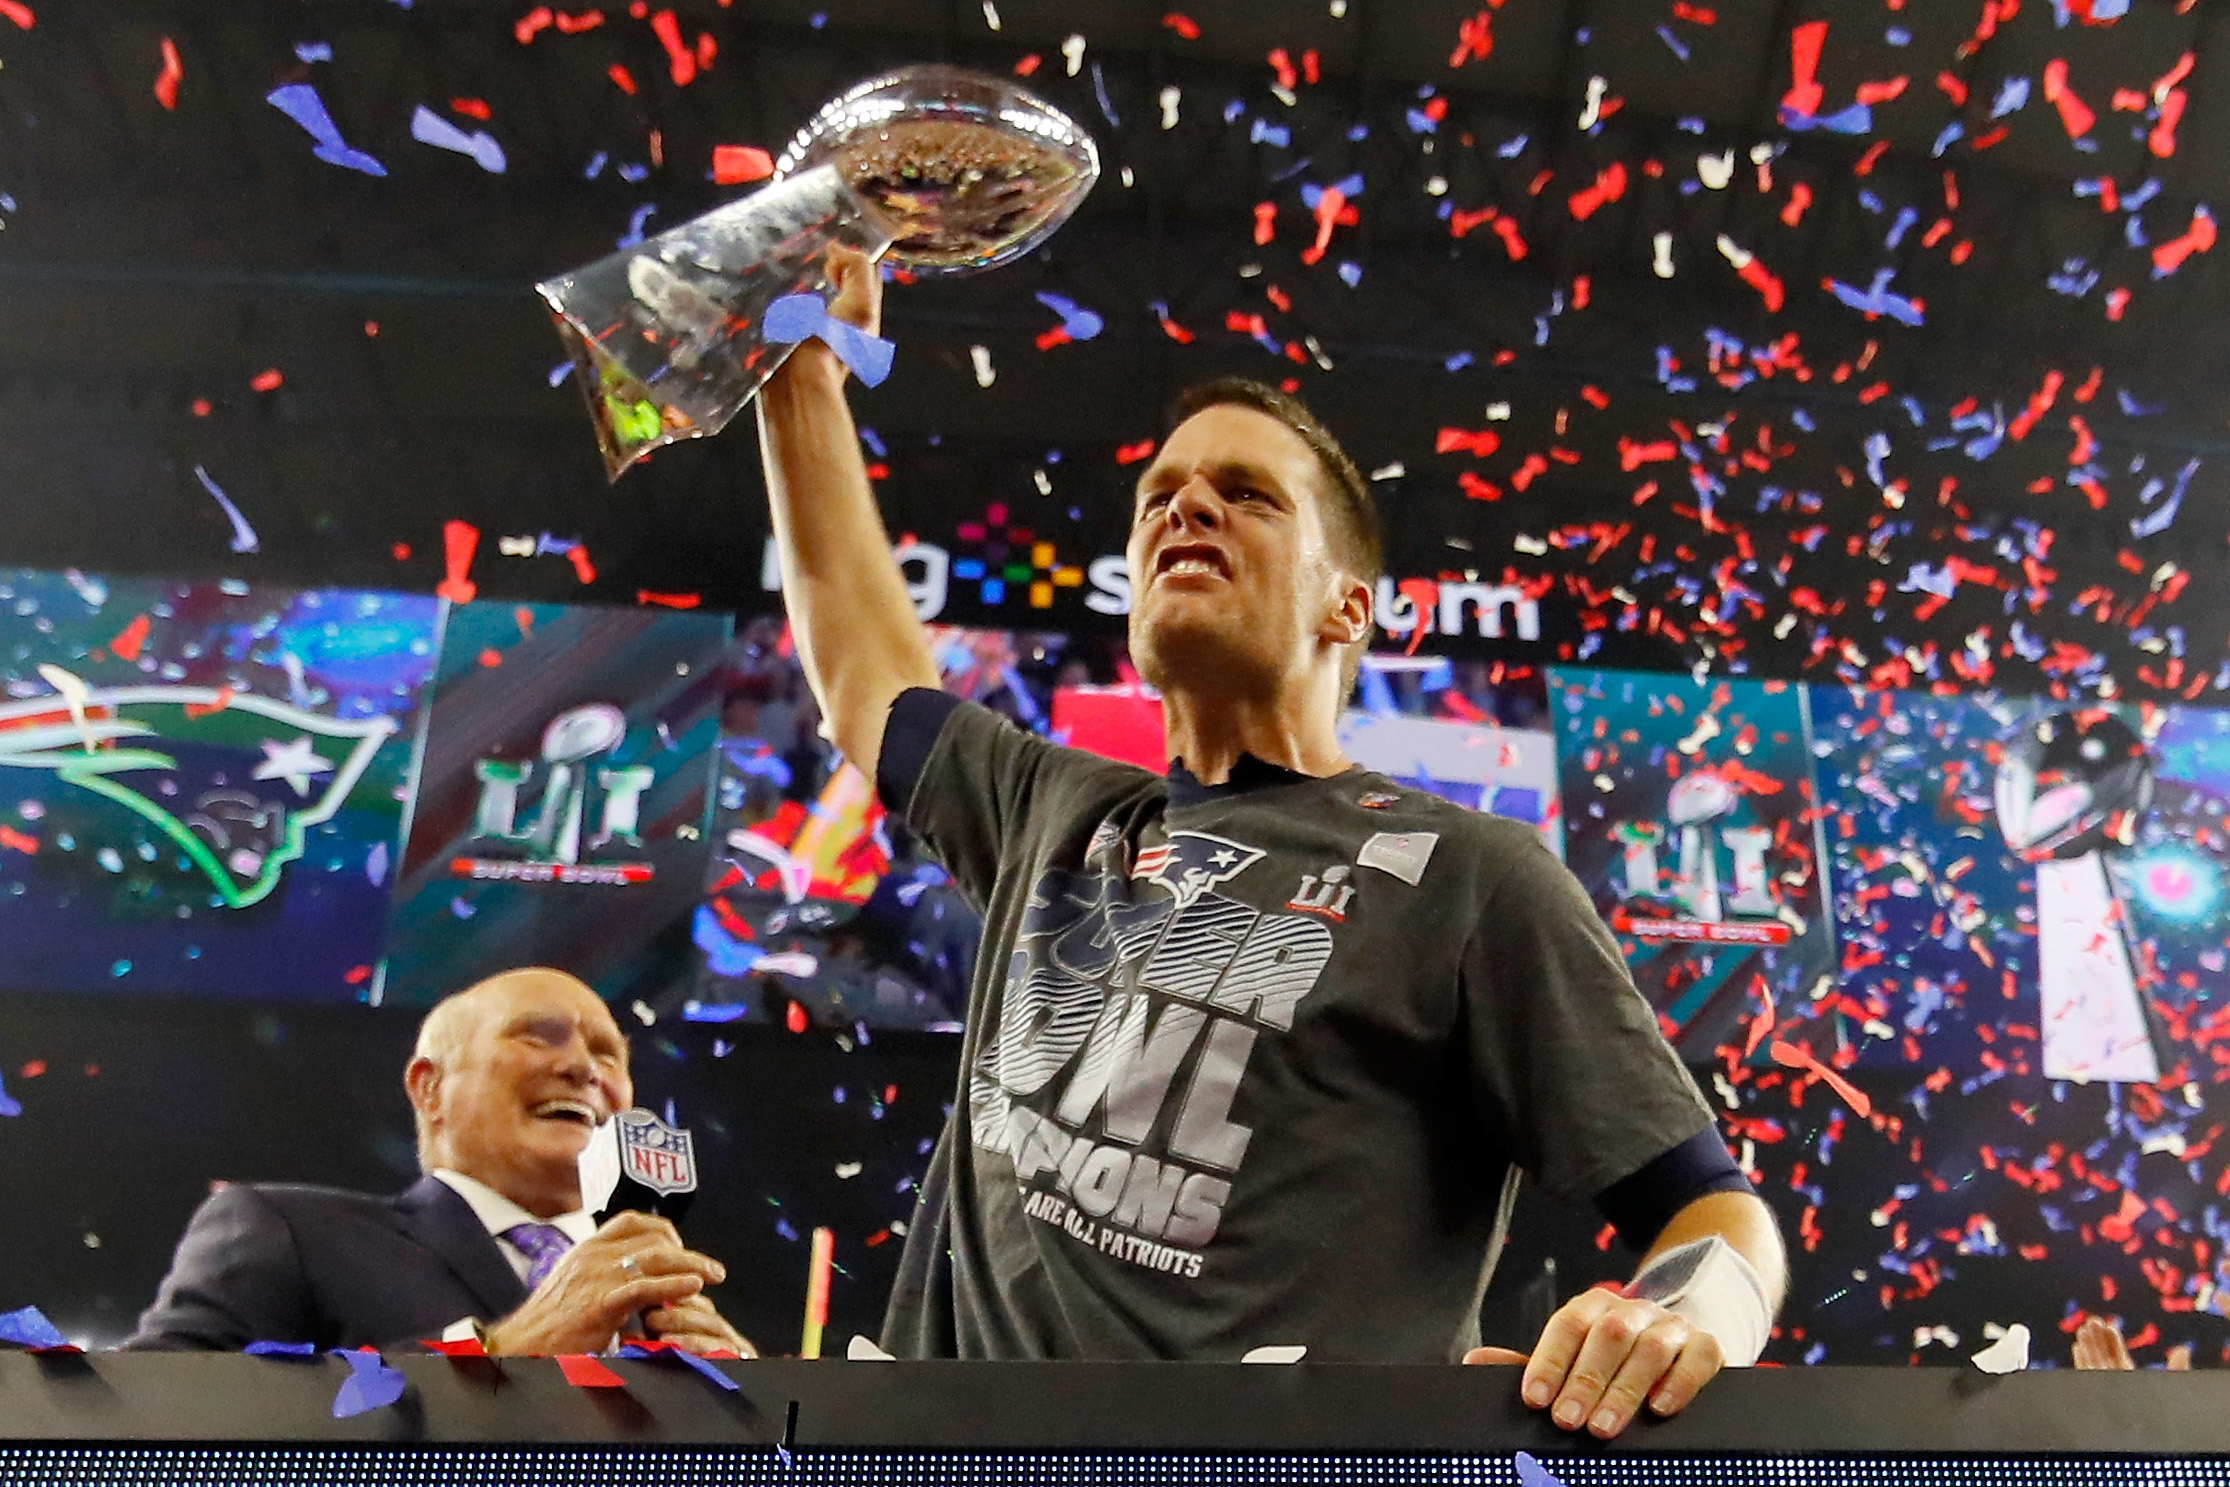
[1320,572,1373,649]
[404,1056,442,1121]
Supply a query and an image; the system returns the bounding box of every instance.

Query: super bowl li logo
[456,703,657,886]
[1611,770,1791,947]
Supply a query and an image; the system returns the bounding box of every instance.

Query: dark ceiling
[0,0,2223,695]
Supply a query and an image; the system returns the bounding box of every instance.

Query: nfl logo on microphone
[617,1109,698,1195]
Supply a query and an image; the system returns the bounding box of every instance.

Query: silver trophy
[536,65,1101,480]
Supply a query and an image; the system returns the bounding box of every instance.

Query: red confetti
[0,826,37,855]
[250,368,283,392]
[1449,5,1498,66]
[344,964,372,985]
[1435,427,1501,458]
[1013,54,1041,76]
[1162,13,1200,40]
[516,5,554,42]
[2151,206,2216,276]
[2042,59,2096,138]
[436,519,481,604]
[0,1,34,30]
[1115,439,1156,464]
[1782,20,1826,118]
[557,1354,626,1387]
[21,1060,45,1078]
[1567,161,1627,221]
[1769,1040,1872,1119]
[608,63,637,94]
[650,10,696,85]
[421,1337,488,1356]
[110,613,150,662]
[567,545,597,584]
[785,1000,809,1034]
[2149,87,2186,156]
[154,38,182,110]
[1300,187,1356,265]
[712,145,773,184]
[636,590,702,608]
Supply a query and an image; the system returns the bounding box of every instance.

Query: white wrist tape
[1623,1235,1771,1367]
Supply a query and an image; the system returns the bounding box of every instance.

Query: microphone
[579,1107,699,1224]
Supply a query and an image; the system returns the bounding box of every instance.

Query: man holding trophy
[542,67,1783,1439]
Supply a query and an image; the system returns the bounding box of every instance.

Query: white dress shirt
[430,1168,598,1284]
[430,1169,598,1343]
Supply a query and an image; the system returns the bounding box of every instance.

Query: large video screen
[0,570,438,1000]
[6,563,2229,1096]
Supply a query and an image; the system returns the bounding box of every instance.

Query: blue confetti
[329,1349,407,1418]
[763,293,896,385]
[0,1307,69,1350]
[409,105,506,173]
[1034,291,1104,340]
[266,84,386,176]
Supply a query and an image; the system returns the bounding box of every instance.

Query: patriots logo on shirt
[1130,831,1265,907]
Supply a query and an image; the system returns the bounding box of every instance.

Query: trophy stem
[537,164,895,482]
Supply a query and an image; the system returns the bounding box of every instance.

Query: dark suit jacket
[122,1176,530,1352]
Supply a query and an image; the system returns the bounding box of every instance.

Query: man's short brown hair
[1167,377,1383,587]
[1166,378,1382,697]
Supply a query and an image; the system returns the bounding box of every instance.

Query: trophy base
[550,316,801,483]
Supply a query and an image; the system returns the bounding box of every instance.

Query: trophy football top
[776,65,1101,275]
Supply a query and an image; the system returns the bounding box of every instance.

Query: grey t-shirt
[878,695,1716,1362]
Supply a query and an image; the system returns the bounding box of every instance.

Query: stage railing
[3,1354,2226,1485]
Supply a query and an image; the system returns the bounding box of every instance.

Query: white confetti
[1061,33,1086,76]
[1578,76,1608,131]
[970,344,996,387]
[193,465,260,554]
[1971,1323,2030,1374]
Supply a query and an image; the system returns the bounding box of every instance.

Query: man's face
[420,972,631,1209]
[1126,404,1352,696]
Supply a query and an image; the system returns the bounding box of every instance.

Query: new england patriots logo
[0,671,397,909]
[1130,831,1265,907]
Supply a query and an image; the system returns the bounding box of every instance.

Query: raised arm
[754,244,940,775]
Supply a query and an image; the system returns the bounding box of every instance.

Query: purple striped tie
[502,1223,574,1292]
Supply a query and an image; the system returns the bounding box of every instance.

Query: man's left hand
[644,1293,756,1358]
[1464,1288,1723,1438]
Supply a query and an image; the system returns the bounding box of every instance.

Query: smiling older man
[124,968,750,1356]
